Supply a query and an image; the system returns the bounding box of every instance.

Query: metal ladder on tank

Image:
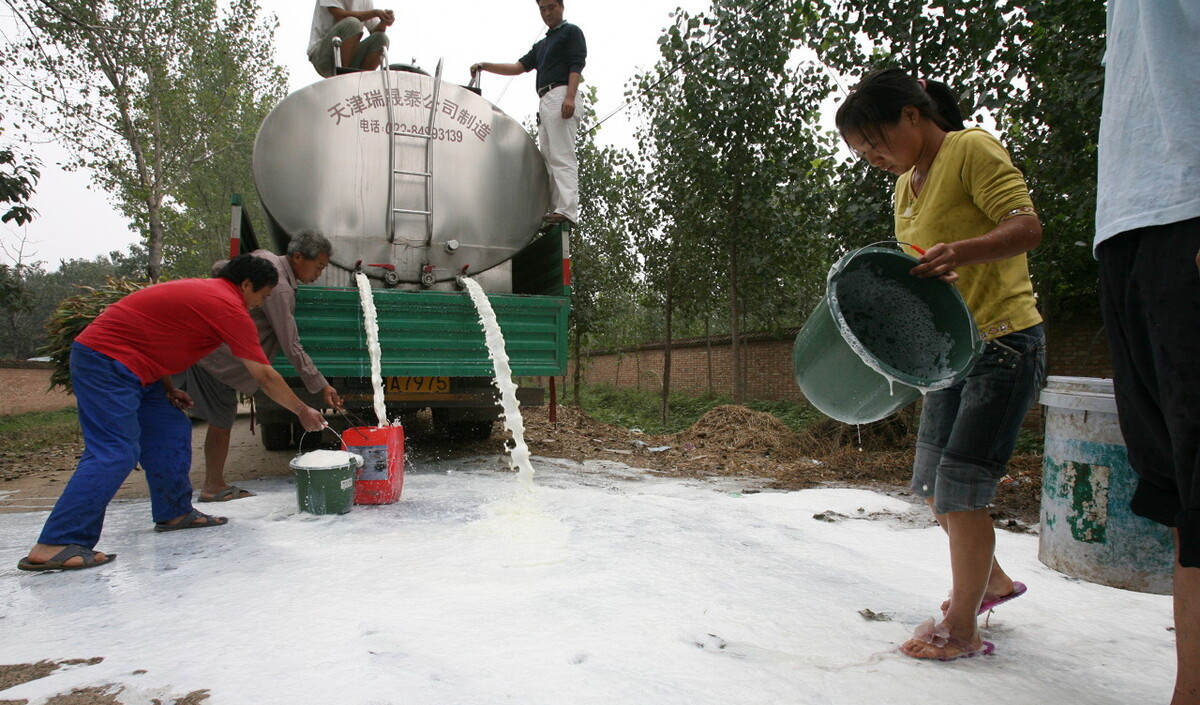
[381,53,444,262]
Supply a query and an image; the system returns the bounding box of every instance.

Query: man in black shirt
[472,0,586,225]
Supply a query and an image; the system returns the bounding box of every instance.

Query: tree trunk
[146,201,165,282]
[661,263,674,426]
[635,345,642,392]
[705,317,714,397]
[572,326,582,407]
[729,239,742,403]
[728,176,743,403]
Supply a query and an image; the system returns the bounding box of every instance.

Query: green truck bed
[273,287,569,377]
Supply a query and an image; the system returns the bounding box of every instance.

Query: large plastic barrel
[1039,376,1174,594]
[792,246,983,424]
[342,425,405,505]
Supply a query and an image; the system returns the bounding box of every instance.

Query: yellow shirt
[894,128,1042,340]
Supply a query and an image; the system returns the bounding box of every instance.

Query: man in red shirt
[18,255,327,572]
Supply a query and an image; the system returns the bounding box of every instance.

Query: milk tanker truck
[237,64,570,450]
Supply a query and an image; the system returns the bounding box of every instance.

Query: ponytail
[836,67,965,147]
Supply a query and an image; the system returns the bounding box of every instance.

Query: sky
[1,0,714,268]
[0,455,1177,704]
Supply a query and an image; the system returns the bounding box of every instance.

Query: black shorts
[175,365,238,430]
[1098,217,1200,568]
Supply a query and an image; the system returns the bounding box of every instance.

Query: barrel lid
[1039,376,1117,414]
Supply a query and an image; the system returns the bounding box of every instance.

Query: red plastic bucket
[341,426,404,505]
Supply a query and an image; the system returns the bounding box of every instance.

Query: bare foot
[900,619,991,661]
[900,634,989,660]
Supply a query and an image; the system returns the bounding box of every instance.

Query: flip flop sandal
[903,618,996,662]
[941,581,1028,616]
[198,485,256,502]
[978,581,1027,614]
[154,509,228,532]
[17,544,116,572]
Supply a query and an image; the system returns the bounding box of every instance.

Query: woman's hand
[910,242,960,283]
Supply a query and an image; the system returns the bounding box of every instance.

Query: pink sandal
[902,619,995,662]
[978,581,1027,614]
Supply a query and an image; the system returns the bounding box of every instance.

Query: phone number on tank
[356,121,467,142]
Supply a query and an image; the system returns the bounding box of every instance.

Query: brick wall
[574,314,1113,401]
[1043,312,1112,379]
[0,361,76,417]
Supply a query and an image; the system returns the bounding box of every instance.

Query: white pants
[537,86,581,223]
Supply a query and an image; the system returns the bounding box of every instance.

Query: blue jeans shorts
[912,324,1046,514]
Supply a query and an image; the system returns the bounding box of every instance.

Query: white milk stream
[355,271,389,427]
[461,276,535,485]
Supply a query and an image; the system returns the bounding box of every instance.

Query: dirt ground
[0,403,1043,524]
[0,403,1043,703]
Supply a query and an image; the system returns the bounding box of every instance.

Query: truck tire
[261,422,295,451]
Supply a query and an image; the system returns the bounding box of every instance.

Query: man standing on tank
[471,0,586,225]
[1095,2,1200,703]
[308,0,395,78]
[177,233,344,503]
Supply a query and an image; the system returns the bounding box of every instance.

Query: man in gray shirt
[178,233,343,502]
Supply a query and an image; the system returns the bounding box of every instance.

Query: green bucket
[289,450,362,515]
[793,245,983,424]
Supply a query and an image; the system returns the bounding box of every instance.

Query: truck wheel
[261,422,295,451]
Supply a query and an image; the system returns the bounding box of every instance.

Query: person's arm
[562,27,586,119]
[909,214,1042,280]
[471,61,528,77]
[561,72,581,119]
[259,282,342,409]
[240,358,327,432]
[910,131,1042,280]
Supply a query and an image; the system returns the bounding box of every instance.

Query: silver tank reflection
[253,68,551,290]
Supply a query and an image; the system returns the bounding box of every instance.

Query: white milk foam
[832,265,955,387]
[292,449,363,469]
[461,277,535,485]
[355,271,389,427]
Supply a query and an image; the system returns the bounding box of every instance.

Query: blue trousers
[38,342,194,548]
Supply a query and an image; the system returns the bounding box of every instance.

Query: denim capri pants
[912,324,1046,514]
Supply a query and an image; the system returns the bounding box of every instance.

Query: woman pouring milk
[835,67,1045,661]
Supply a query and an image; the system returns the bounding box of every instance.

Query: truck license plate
[384,376,451,396]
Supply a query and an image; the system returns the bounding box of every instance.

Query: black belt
[537,82,567,97]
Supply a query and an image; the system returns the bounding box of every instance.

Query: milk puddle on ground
[0,465,1176,705]
[461,276,535,484]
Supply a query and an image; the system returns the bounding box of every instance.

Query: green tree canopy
[1,0,287,280]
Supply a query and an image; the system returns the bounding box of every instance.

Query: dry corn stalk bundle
[669,404,808,461]
[38,277,150,393]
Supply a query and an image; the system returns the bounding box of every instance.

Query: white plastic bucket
[1039,376,1174,594]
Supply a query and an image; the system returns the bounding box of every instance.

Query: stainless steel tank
[253,68,550,288]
